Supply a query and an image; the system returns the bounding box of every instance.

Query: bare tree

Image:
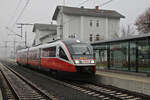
[135,8,150,33]
[121,25,135,37]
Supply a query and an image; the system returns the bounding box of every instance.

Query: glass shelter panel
[138,39,150,73]
[110,42,129,71]
[130,41,136,72]
[93,45,107,69]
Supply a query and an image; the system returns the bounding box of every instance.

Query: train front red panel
[41,58,76,72]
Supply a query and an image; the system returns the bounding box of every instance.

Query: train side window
[42,47,56,57]
[49,47,56,57]
[59,47,69,61]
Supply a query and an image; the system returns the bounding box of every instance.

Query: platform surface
[96,70,150,83]
[96,70,150,96]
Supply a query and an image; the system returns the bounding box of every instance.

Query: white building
[32,23,57,46]
[52,6,125,43]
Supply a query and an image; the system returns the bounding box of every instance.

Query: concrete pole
[25,31,27,47]
[14,39,16,58]
[21,24,23,39]
[4,41,8,58]
[105,17,108,40]
[60,6,64,39]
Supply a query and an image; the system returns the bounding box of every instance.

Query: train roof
[17,39,87,52]
[62,39,87,45]
[17,48,28,53]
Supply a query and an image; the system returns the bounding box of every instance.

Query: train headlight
[74,60,80,64]
[91,60,95,64]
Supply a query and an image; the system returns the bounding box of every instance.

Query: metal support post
[128,41,131,71]
[135,41,139,72]
[107,43,110,70]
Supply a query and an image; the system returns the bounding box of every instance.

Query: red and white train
[16,39,96,79]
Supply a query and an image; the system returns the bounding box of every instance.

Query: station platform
[95,69,150,96]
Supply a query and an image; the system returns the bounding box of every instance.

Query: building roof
[52,6,125,20]
[92,33,150,45]
[32,23,57,32]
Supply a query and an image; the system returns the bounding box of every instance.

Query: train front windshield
[70,44,92,55]
[67,43,94,59]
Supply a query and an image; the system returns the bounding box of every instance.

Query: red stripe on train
[41,58,76,72]
[28,60,39,66]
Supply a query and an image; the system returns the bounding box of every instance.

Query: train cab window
[42,47,56,57]
[59,47,69,61]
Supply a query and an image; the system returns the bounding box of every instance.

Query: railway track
[1,60,150,100]
[64,81,149,100]
[0,70,15,100]
[54,80,149,100]
[0,63,57,100]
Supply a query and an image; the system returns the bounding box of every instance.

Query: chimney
[95,6,99,11]
[81,6,84,8]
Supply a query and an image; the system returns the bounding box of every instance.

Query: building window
[90,20,92,27]
[96,34,100,41]
[96,20,99,27]
[89,34,93,42]
[69,33,76,38]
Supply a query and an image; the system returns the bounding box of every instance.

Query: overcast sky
[0,0,150,47]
